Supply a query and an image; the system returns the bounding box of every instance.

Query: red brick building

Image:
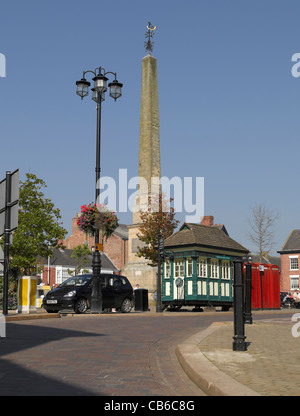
[64,215,128,271]
[278,230,300,291]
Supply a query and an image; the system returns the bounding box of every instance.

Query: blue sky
[0,0,300,256]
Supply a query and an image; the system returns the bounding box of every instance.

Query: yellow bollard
[18,276,37,313]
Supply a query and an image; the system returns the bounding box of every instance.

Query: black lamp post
[76,67,123,314]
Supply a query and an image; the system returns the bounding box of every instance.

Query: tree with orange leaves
[136,193,179,266]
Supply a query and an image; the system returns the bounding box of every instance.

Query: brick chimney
[200,216,214,227]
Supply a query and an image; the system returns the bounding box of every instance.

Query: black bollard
[233,260,247,351]
[244,262,253,324]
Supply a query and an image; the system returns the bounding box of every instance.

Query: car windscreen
[58,275,92,287]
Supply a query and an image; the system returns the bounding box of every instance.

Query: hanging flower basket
[77,203,119,239]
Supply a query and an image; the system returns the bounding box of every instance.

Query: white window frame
[197,258,207,278]
[221,260,230,280]
[174,259,184,278]
[165,260,171,278]
[290,256,299,271]
[290,275,299,290]
[186,258,193,277]
[210,259,219,279]
[56,266,75,285]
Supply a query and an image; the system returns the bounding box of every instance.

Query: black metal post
[156,230,163,313]
[233,259,247,351]
[3,172,11,316]
[90,100,102,314]
[244,262,253,324]
[260,269,264,310]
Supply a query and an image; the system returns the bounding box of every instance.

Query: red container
[244,263,280,310]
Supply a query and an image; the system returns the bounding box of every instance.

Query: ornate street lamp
[108,79,123,101]
[75,66,123,314]
[76,78,91,99]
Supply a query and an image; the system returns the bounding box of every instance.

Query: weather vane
[144,22,157,54]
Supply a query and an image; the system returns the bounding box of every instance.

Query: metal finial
[144,21,157,54]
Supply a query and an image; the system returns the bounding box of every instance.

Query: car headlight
[64,290,76,298]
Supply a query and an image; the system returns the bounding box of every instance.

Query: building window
[221,261,230,280]
[165,260,171,278]
[210,259,219,279]
[186,258,193,277]
[290,276,299,290]
[290,257,299,271]
[56,267,75,285]
[197,258,207,277]
[174,259,184,278]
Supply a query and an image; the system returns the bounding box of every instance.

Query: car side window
[113,278,122,287]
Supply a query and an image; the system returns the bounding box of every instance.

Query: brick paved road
[0,312,228,396]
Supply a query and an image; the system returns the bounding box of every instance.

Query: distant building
[278,230,300,291]
[39,248,119,287]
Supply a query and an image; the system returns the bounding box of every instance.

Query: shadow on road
[0,322,105,396]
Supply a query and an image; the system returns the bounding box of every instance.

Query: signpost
[156,231,164,313]
[0,170,19,315]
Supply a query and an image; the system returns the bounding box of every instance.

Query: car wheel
[74,298,88,314]
[120,298,132,313]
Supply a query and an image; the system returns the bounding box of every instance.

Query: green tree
[71,244,92,274]
[136,194,179,266]
[9,173,67,274]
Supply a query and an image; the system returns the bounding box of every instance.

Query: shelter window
[221,261,230,280]
[210,259,219,279]
[186,258,193,277]
[197,258,207,277]
[174,259,184,278]
[165,260,171,278]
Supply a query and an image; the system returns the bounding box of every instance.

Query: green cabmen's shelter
[162,220,249,310]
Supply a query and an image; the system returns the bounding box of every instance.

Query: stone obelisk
[122,23,160,293]
[132,53,161,223]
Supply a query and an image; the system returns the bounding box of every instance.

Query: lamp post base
[233,335,247,351]
[90,249,102,314]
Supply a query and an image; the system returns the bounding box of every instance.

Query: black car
[42,274,134,314]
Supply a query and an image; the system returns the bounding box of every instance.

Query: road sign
[0,169,19,315]
[158,232,164,255]
[0,169,19,236]
[95,243,103,251]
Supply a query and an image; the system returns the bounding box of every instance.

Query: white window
[221,261,230,280]
[210,259,219,279]
[186,258,193,277]
[197,258,207,277]
[165,260,171,278]
[290,257,299,271]
[56,267,75,284]
[290,276,299,290]
[174,259,184,278]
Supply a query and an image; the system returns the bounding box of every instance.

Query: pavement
[2,307,299,396]
[176,309,300,396]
